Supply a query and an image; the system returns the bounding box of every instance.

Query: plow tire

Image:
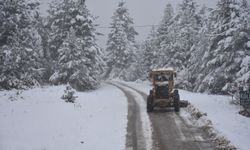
[147,95,154,112]
[174,90,180,112]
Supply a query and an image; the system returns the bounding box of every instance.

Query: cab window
[154,74,172,82]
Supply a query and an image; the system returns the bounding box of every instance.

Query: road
[109,82,216,150]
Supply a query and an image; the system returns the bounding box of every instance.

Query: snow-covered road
[108,82,152,150]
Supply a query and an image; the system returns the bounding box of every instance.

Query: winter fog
[40,0,219,47]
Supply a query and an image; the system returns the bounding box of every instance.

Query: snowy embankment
[0,84,127,150]
[125,81,250,150]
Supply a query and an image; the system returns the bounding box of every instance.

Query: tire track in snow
[112,82,162,150]
[108,82,153,150]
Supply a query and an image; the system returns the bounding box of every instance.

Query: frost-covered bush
[61,85,77,103]
[0,74,40,90]
[9,90,24,101]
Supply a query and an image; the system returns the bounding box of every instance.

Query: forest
[0,0,250,95]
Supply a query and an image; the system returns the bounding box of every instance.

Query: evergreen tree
[105,1,138,80]
[157,4,175,68]
[142,27,160,71]
[171,0,200,70]
[197,0,250,94]
[48,0,103,91]
[188,6,212,91]
[0,0,43,89]
[157,3,174,44]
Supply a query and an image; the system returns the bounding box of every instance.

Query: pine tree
[47,0,75,60]
[157,3,174,44]
[171,0,200,71]
[157,3,175,68]
[150,0,201,89]
[197,0,250,94]
[105,1,138,80]
[48,0,103,91]
[188,6,212,91]
[0,0,43,89]
[142,27,160,70]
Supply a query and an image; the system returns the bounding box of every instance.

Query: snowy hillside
[0,84,127,150]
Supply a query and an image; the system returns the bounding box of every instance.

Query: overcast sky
[39,0,247,48]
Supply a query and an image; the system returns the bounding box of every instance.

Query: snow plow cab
[147,68,180,112]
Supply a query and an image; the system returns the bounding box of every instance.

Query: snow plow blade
[180,100,189,107]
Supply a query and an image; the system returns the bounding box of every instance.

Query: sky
[85,0,217,47]
[39,0,234,48]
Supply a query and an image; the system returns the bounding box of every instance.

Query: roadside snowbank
[180,90,250,150]
[125,81,250,150]
[0,84,127,150]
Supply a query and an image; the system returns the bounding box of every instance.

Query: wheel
[149,90,153,95]
[147,94,154,112]
[174,90,180,112]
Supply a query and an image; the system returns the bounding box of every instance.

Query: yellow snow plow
[147,68,188,112]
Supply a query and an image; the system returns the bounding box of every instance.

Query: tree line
[0,0,104,91]
[138,0,250,94]
[106,0,250,94]
[0,0,250,95]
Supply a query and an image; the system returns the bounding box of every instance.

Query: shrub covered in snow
[8,90,24,101]
[61,85,77,103]
[239,109,250,117]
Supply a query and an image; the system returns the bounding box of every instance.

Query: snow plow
[147,68,188,112]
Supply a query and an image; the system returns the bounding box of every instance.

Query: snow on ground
[124,80,250,150]
[112,82,152,150]
[0,83,127,150]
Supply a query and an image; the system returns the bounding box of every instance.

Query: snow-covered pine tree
[171,0,200,71]
[197,0,250,94]
[105,1,138,81]
[133,27,160,80]
[142,27,160,71]
[187,5,213,91]
[36,17,55,83]
[48,0,103,91]
[234,0,250,91]
[156,3,175,68]
[0,0,43,89]
[47,0,74,60]
[156,0,201,89]
[158,4,174,37]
